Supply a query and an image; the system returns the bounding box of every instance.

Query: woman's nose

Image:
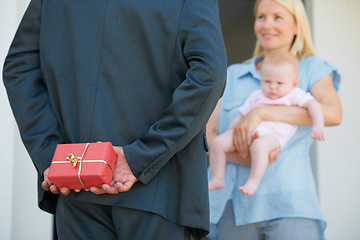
[263,18,273,29]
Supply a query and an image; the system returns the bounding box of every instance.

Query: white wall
[311,0,360,239]
[0,1,53,239]
[0,2,17,239]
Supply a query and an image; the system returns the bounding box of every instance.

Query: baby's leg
[208,130,236,191]
[239,135,280,195]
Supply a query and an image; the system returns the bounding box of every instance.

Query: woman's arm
[257,74,342,126]
[233,74,342,155]
[206,99,222,148]
[310,74,342,126]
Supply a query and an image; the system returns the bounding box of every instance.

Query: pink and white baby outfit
[238,88,314,147]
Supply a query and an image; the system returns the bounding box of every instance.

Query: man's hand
[90,146,138,195]
[42,146,138,195]
[42,167,73,195]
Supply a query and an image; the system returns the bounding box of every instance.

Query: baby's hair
[262,51,299,72]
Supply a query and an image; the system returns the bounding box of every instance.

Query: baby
[208,51,324,195]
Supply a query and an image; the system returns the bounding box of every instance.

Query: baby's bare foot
[208,178,225,191]
[239,181,259,196]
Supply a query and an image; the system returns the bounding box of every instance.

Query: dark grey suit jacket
[3,0,227,235]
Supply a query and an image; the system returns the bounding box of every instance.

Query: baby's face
[260,64,298,99]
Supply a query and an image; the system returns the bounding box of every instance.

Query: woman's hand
[228,132,281,166]
[233,107,263,157]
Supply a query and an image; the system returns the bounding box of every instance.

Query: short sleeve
[290,88,314,107]
[299,55,341,92]
[237,90,260,115]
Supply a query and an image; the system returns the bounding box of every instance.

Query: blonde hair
[253,0,315,60]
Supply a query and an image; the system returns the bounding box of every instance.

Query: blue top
[208,55,340,239]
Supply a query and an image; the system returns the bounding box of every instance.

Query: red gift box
[47,142,117,189]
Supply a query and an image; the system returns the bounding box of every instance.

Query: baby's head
[260,51,299,99]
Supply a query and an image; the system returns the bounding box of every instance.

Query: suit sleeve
[3,0,64,176]
[123,0,227,184]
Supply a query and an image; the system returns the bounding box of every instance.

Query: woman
[206,0,342,239]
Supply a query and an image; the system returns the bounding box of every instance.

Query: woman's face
[254,0,298,53]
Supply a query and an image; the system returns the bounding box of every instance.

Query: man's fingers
[59,187,71,195]
[116,180,136,192]
[116,182,130,192]
[42,181,51,191]
[102,184,120,194]
[89,184,121,195]
[42,180,69,195]
[49,185,61,194]
[89,186,106,195]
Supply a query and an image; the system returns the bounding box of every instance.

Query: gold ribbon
[66,153,81,167]
[52,143,113,188]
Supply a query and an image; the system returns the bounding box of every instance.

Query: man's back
[4,0,227,237]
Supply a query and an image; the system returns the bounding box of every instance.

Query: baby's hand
[311,125,325,141]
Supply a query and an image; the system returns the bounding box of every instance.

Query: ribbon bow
[66,153,81,167]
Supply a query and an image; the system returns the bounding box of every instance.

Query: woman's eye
[275,16,282,20]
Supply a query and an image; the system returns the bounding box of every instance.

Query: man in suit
[3,0,227,239]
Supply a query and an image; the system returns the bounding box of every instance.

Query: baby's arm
[228,113,244,130]
[303,99,325,141]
